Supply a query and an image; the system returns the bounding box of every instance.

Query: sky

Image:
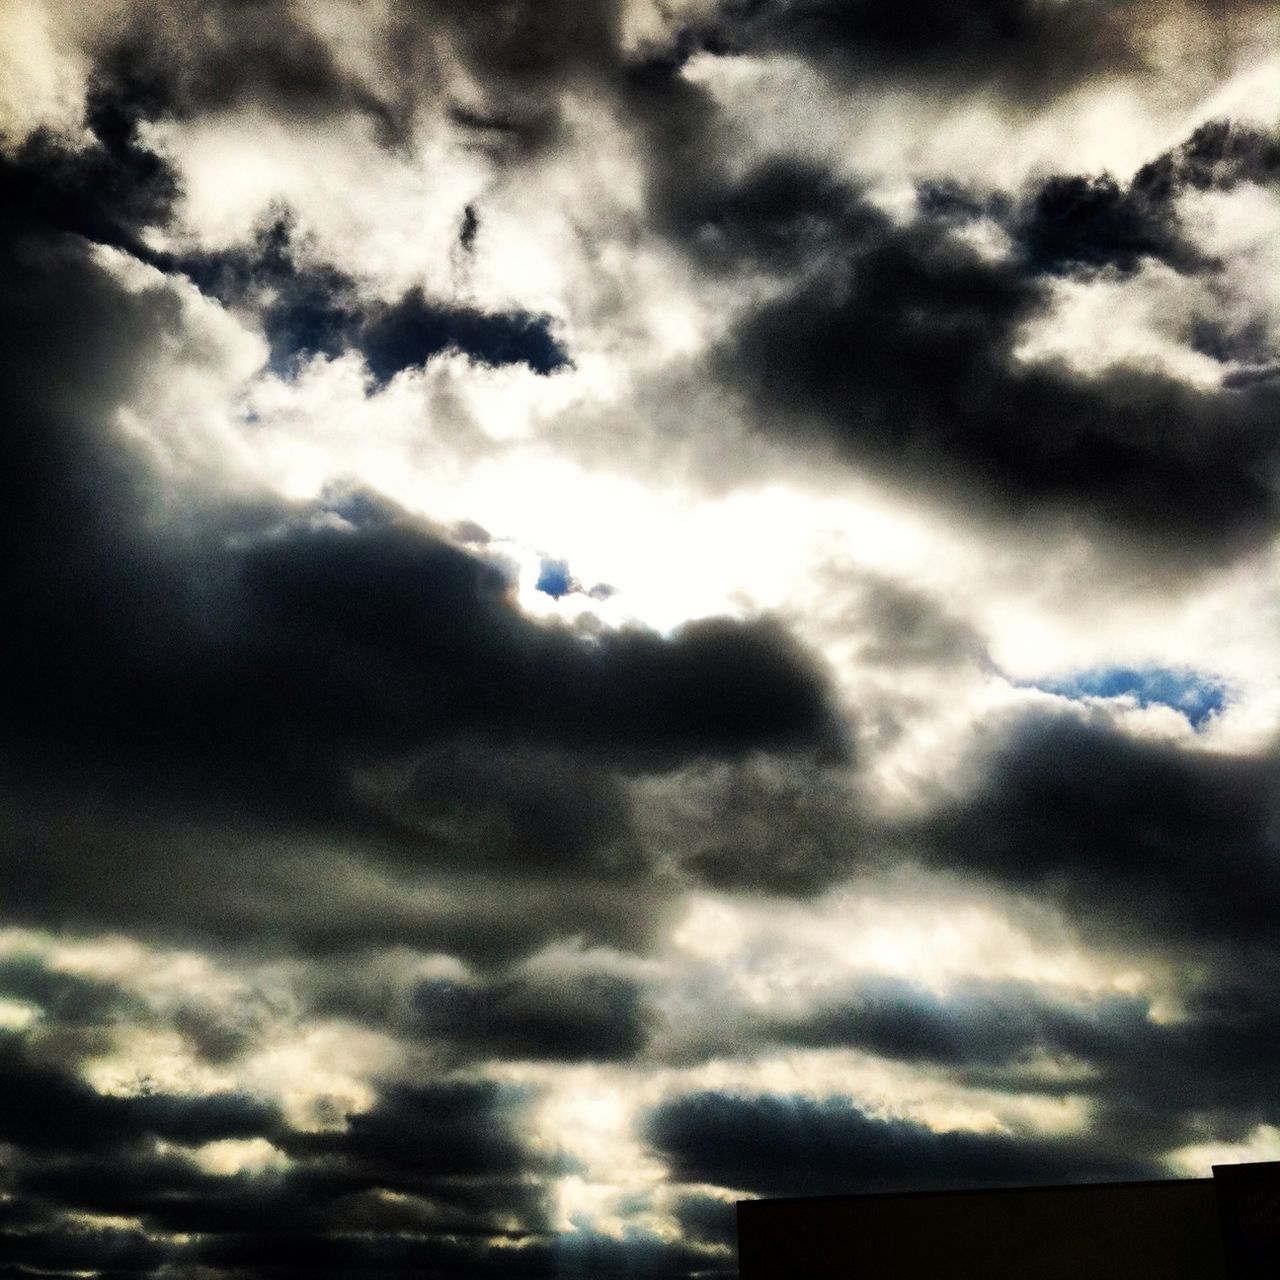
[2,1,1279,1276]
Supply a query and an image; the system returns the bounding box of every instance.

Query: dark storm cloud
[0,99,569,382]
[0,955,134,1029]
[1134,118,1280,200]
[177,218,570,378]
[295,943,656,1063]
[17,1152,542,1242]
[1016,172,1203,277]
[11,1083,554,1236]
[702,0,1271,102]
[658,155,878,275]
[279,1079,556,1187]
[361,288,569,383]
[1015,120,1280,277]
[460,203,480,251]
[0,182,846,958]
[176,515,839,774]
[176,217,359,365]
[351,740,650,889]
[671,1191,739,1249]
[0,947,278,1069]
[187,225,551,382]
[187,1232,725,1280]
[0,1052,731,1280]
[0,1220,169,1278]
[690,160,1279,560]
[756,969,1280,1160]
[0,1065,587,1278]
[0,1035,280,1154]
[411,968,651,1062]
[403,0,628,148]
[916,711,1280,947]
[76,0,669,157]
[0,65,176,258]
[646,1090,1153,1198]
[7,476,841,811]
[761,974,1067,1067]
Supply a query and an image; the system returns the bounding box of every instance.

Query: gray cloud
[757,971,1280,1153]
[646,1089,1154,1198]
[0,1035,280,1155]
[0,157,850,966]
[699,0,1273,103]
[684,159,1279,562]
[914,711,1280,948]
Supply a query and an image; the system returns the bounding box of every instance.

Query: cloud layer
[2,0,1278,1275]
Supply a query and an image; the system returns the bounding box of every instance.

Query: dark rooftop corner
[737,1160,1280,1279]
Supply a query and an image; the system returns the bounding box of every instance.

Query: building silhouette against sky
[738,1161,1280,1279]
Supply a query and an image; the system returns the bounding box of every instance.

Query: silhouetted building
[737,1161,1280,1279]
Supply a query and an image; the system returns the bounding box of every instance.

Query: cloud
[33,0,688,164]
[0,169,848,961]
[756,972,1280,1146]
[633,751,865,894]
[178,218,570,379]
[281,1079,555,1183]
[646,1090,1153,1197]
[3,116,570,383]
[0,61,177,256]
[701,0,1273,103]
[361,289,570,384]
[839,572,987,670]
[0,1061,570,1276]
[187,1232,724,1280]
[916,711,1280,947]
[0,1035,280,1154]
[1016,172,1203,277]
[1135,118,1280,199]
[410,968,652,1064]
[692,159,1279,561]
[0,1025,728,1278]
[1013,119,1280,277]
[3,4,1279,1275]
[0,1219,168,1278]
[304,944,655,1063]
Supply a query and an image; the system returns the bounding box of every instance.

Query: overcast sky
[2,1,1279,1276]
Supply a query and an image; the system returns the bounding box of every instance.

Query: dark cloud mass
[755,972,1280,1150]
[646,1091,1153,1197]
[1016,120,1280,277]
[707,0,1271,101]
[0,1036,280,1155]
[0,158,846,961]
[412,968,651,1062]
[0,68,176,257]
[917,711,1280,946]
[0,106,570,384]
[0,1057,576,1277]
[175,217,571,380]
[361,288,570,383]
[696,159,1280,559]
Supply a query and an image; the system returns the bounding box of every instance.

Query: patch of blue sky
[535,557,574,599]
[1023,665,1228,729]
